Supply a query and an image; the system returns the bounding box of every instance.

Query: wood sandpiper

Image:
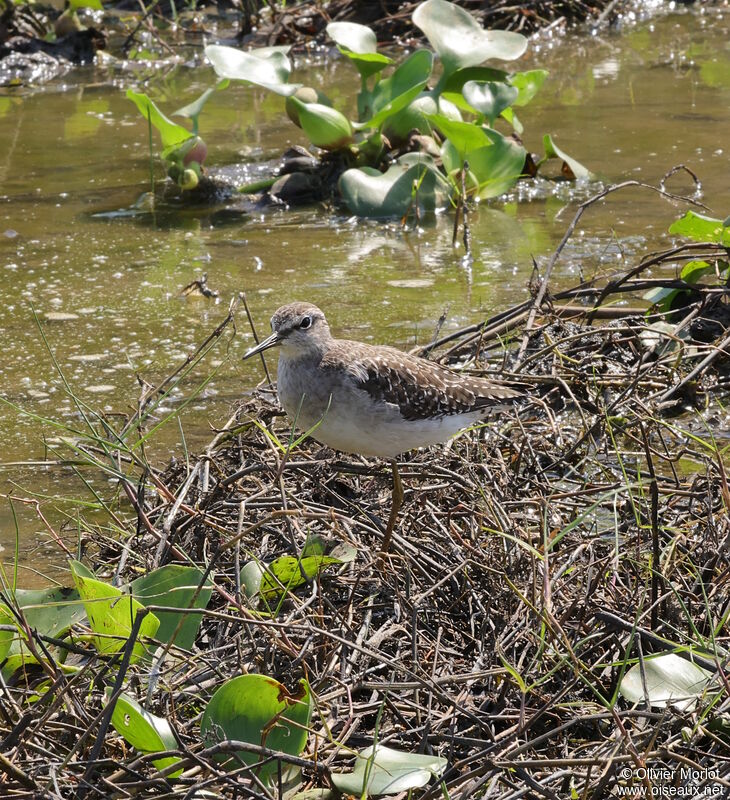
[244,302,521,553]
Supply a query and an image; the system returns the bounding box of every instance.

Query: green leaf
[436,124,525,198]
[259,555,341,600]
[462,80,518,122]
[204,44,299,96]
[619,653,715,711]
[381,92,442,144]
[10,586,86,638]
[107,690,182,775]
[301,534,327,558]
[291,100,353,150]
[426,114,491,156]
[463,131,526,199]
[173,81,227,127]
[126,90,193,151]
[442,66,508,94]
[328,542,358,563]
[326,23,393,79]
[285,87,333,127]
[70,560,159,662]
[346,51,394,80]
[510,69,548,106]
[0,586,87,680]
[200,674,312,780]
[240,560,266,599]
[680,260,713,284]
[542,134,592,180]
[130,565,212,651]
[326,21,378,53]
[360,50,434,129]
[669,211,730,245]
[643,287,680,307]
[413,0,527,78]
[500,106,523,134]
[339,154,451,218]
[0,604,14,663]
[330,744,448,795]
[69,0,102,10]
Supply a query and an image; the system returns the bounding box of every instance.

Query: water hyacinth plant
[125,0,591,216]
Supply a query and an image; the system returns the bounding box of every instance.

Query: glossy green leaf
[200,674,312,780]
[413,0,527,77]
[643,287,680,307]
[0,604,14,663]
[426,114,491,156]
[126,90,193,151]
[205,44,298,96]
[360,50,434,129]
[381,92,447,144]
[173,81,227,128]
[259,555,341,600]
[69,0,102,10]
[2,651,80,682]
[669,212,730,245]
[330,744,448,796]
[285,87,333,127]
[680,260,714,284]
[542,134,592,180]
[619,653,715,711]
[509,69,548,106]
[0,586,87,680]
[328,541,358,563]
[70,560,159,662]
[345,51,393,81]
[442,66,508,94]
[130,565,212,651]
[301,534,327,558]
[240,560,266,599]
[326,21,377,53]
[326,23,393,79]
[462,80,518,122]
[500,106,523,134]
[463,131,526,198]
[107,690,182,775]
[291,99,353,150]
[339,154,451,218]
[10,586,86,638]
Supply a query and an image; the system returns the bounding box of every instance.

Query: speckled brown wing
[322,341,521,421]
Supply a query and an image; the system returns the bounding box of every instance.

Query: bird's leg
[380,459,404,555]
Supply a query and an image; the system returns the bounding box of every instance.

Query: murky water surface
[2,5,730,582]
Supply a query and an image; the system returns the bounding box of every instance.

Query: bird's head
[243,302,330,360]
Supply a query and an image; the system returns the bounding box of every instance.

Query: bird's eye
[299,316,312,330]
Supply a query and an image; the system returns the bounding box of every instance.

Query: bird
[244,302,521,553]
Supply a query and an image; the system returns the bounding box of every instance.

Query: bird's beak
[243,331,280,360]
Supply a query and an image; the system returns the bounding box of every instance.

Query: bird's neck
[279,339,330,364]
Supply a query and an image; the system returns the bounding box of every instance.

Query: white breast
[276,354,487,458]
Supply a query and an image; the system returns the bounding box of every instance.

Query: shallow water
[1,4,730,582]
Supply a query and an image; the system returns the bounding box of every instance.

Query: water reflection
[2,7,730,580]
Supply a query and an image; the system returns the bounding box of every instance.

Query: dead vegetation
[2,183,730,798]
